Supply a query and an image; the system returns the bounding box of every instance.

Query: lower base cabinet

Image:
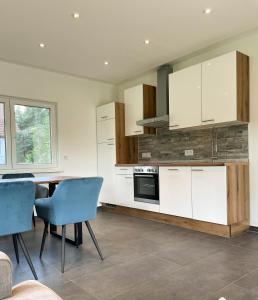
[159,167,192,218]
[191,166,227,225]
[114,173,134,207]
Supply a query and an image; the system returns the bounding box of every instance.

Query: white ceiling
[0,0,258,83]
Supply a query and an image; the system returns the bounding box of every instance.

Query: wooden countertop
[116,161,248,167]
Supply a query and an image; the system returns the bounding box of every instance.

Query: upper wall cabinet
[202,51,249,125]
[169,64,202,129]
[169,51,249,130]
[96,102,115,122]
[124,84,156,136]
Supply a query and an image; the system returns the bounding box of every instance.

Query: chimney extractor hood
[137,64,172,128]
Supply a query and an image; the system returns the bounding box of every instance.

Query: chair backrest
[50,177,103,225]
[0,182,35,236]
[2,173,34,179]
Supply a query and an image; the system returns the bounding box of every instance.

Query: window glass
[14,105,52,164]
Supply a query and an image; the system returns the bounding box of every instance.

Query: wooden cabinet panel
[169,64,201,129]
[192,167,227,225]
[160,167,192,218]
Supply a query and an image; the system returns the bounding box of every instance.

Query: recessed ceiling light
[203,8,212,14]
[144,39,150,45]
[72,12,80,19]
[39,43,45,48]
[104,61,109,66]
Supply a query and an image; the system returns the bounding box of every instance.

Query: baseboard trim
[101,204,249,238]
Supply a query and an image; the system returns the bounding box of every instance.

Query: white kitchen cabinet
[114,170,134,207]
[159,167,192,218]
[169,64,202,129]
[124,84,156,136]
[97,142,116,205]
[97,119,115,144]
[202,51,249,125]
[202,52,237,124]
[191,166,227,225]
[97,102,115,122]
[168,51,249,129]
[134,201,160,213]
[124,85,144,136]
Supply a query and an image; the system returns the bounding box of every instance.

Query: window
[0,96,57,170]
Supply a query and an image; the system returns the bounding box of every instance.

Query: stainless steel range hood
[137,64,172,128]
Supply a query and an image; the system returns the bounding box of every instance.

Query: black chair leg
[32,212,36,228]
[85,221,104,260]
[40,221,49,258]
[12,234,19,263]
[16,233,38,280]
[61,225,66,273]
[74,223,79,248]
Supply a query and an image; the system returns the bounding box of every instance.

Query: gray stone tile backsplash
[138,124,248,163]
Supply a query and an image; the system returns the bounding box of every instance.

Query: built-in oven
[133,166,159,205]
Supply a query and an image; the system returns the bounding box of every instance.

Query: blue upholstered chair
[35,177,103,273]
[2,173,49,227]
[0,181,38,280]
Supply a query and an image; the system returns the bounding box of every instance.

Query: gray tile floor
[1,210,258,299]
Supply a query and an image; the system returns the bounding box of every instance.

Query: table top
[0,176,79,185]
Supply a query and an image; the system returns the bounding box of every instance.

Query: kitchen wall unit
[124,84,156,136]
[103,163,249,237]
[169,51,249,130]
[97,102,137,205]
[169,64,202,129]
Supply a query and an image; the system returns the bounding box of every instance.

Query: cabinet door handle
[170,124,179,128]
[101,116,108,119]
[107,138,115,140]
[192,169,204,172]
[124,176,133,179]
[168,168,179,171]
[119,168,129,170]
[107,143,115,146]
[202,119,214,123]
[134,130,142,133]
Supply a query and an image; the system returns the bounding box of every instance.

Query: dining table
[0,175,83,247]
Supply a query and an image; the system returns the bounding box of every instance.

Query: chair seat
[9,280,62,300]
[34,198,52,223]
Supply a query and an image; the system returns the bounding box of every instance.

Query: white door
[202,52,237,125]
[160,167,192,218]
[97,119,115,144]
[97,142,116,205]
[124,85,144,136]
[191,167,227,225]
[114,174,134,207]
[169,64,202,129]
[96,102,115,122]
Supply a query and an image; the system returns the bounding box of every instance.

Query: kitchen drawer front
[115,167,133,175]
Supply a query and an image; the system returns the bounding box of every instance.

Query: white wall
[117,28,258,226]
[0,61,116,177]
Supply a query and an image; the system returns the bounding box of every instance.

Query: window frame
[0,96,58,171]
[0,97,12,169]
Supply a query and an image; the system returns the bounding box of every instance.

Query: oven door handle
[134,174,155,178]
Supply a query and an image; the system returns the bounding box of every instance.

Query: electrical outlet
[184,149,194,156]
[142,152,152,158]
